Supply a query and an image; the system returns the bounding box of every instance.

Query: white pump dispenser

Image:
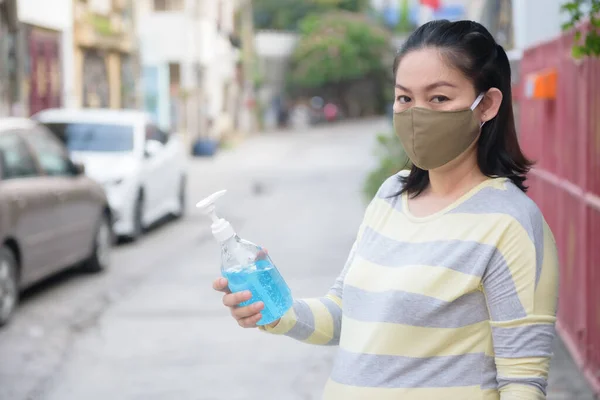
[196,190,236,242]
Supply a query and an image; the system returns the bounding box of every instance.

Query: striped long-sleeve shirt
[262,173,559,400]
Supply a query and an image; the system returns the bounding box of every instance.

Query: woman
[213,20,559,400]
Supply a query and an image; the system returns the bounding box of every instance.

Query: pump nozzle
[196,190,235,242]
[196,190,226,221]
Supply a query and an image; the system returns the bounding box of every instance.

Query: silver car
[0,118,113,326]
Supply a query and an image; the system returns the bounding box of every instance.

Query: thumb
[256,248,269,260]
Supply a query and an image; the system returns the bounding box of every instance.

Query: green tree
[288,11,392,100]
[395,0,414,33]
[253,0,370,31]
[562,0,600,57]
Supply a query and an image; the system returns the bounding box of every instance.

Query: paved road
[0,119,595,400]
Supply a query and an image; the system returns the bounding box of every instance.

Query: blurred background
[0,0,598,399]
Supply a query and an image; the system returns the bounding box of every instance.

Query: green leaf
[572,45,586,59]
[561,3,579,12]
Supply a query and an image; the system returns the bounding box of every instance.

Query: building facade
[73,0,139,110]
[0,0,19,116]
[16,0,73,116]
[137,0,243,140]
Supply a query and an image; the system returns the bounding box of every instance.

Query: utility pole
[239,0,257,134]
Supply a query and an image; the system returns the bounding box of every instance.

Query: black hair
[393,20,533,197]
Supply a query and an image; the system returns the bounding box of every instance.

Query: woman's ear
[480,88,503,123]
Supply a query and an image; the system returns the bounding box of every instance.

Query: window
[145,124,169,145]
[43,122,134,152]
[0,133,39,180]
[27,128,73,176]
[153,0,183,11]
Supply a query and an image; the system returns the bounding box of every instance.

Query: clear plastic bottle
[197,190,293,326]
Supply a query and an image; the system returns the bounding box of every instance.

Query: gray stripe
[285,300,315,341]
[449,181,545,285]
[319,297,342,345]
[357,228,527,321]
[343,285,489,328]
[497,376,547,395]
[481,355,499,390]
[358,228,527,321]
[482,261,528,321]
[376,174,403,211]
[491,324,555,358]
[376,174,404,200]
[359,227,495,277]
[331,349,489,388]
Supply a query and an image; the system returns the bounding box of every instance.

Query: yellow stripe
[495,356,550,379]
[367,198,537,312]
[260,307,297,335]
[325,294,342,308]
[344,257,482,302]
[369,197,534,249]
[489,316,556,329]
[323,379,500,400]
[339,316,491,357]
[500,383,545,399]
[303,298,334,345]
[534,221,559,316]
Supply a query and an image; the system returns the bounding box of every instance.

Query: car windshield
[42,122,134,152]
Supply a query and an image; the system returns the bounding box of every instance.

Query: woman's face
[393,47,480,115]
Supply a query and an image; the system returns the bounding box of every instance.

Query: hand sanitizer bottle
[196,190,293,326]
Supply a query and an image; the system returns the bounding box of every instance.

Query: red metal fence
[518,24,600,394]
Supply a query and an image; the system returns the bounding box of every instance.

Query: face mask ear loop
[471,93,486,128]
[470,93,485,111]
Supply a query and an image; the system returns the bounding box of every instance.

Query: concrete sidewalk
[549,337,597,399]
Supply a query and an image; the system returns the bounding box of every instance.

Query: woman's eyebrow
[425,81,457,90]
[395,83,411,92]
[395,81,457,92]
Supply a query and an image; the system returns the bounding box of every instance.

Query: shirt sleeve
[259,241,357,345]
[483,217,560,400]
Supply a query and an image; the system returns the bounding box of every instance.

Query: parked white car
[34,109,187,241]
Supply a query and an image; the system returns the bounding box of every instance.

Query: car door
[160,127,182,202]
[142,123,169,219]
[153,126,179,209]
[0,131,60,285]
[24,126,97,268]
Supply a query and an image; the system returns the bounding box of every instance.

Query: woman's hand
[212,278,264,328]
[212,249,280,328]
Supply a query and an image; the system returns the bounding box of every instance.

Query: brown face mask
[393,93,485,170]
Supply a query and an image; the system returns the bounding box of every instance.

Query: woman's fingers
[213,277,264,328]
[231,301,264,320]
[212,277,231,294]
[222,290,252,307]
[237,313,263,328]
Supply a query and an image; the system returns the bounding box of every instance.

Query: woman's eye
[396,95,411,104]
[431,95,450,103]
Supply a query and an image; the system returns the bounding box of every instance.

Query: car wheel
[129,193,145,241]
[0,247,19,326]
[172,176,186,219]
[82,213,112,273]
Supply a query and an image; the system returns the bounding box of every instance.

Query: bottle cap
[196,190,235,242]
